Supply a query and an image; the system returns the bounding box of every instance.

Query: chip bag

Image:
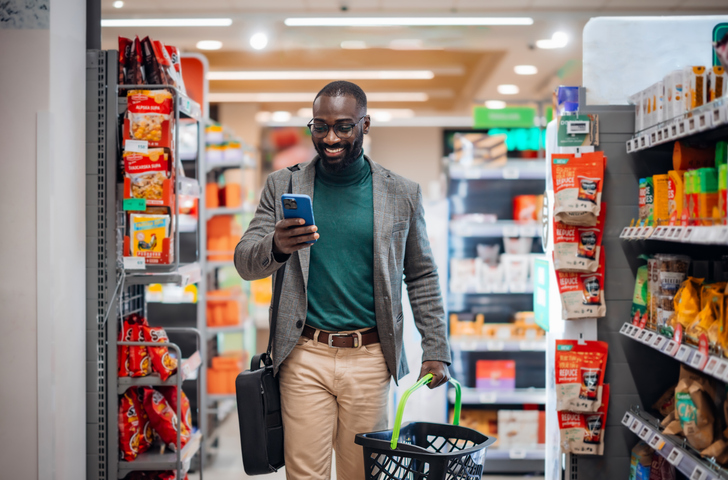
[685,301,718,347]
[124,89,173,147]
[124,149,169,201]
[128,322,153,377]
[674,277,704,329]
[673,365,716,451]
[129,387,153,454]
[652,385,677,418]
[558,384,609,455]
[555,253,606,319]
[158,386,192,446]
[552,151,605,226]
[143,388,187,451]
[144,326,177,381]
[118,391,141,461]
[553,204,606,273]
[555,340,608,412]
[648,455,676,480]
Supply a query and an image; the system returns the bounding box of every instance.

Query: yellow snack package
[130,214,170,262]
[685,301,717,347]
[674,277,703,329]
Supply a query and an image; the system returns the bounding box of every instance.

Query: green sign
[714,23,728,67]
[473,106,536,129]
[488,127,544,152]
[123,198,147,211]
[533,258,550,332]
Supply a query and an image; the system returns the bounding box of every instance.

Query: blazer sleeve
[234,173,289,280]
[403,185,452,365]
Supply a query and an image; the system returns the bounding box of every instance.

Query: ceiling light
[514,65,538,75]
[389,39,422,50]
[207,70,434,80]
[297,108,313,118]
[113,1,124,8]
[101,18,233,27]
[250,32,268,50]
[485,100,507,109]
[369,108,415,119]
[373,111,393,122]
[340,41,368,49]
[271,111,292,122]
[536,31,568,49]
[497,84,519,95]
[208,92,429,103]
[255,111,272,122]
[284,17,534,27]
[196,40,222,50]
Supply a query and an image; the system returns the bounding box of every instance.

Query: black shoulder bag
[235,165,298,475]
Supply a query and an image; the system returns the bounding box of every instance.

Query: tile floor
[190,412,544,480]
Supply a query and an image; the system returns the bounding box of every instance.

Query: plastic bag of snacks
[158,386,192,446]
[663,366,716,451]
[119,314,152,378]
[674,277,703,331]
[164,45,186,94]
[119,36,145,85]
[143,388,187,451]
[140,36,169,86]
[124,149,169,201]
[558,384,609,455]
[553,204,606,273]
[129,387,153,455]
[143,326,178,381]
[125,89,173,147]
[649,456,676,480]
[551,151,606,226]
[555,340,609,413]
[118,390,141,461]
[631,263,649,328]
[555,253,606,319]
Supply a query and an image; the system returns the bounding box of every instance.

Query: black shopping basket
[355,373,496,480]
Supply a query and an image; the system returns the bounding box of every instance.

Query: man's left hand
[418,361,450,389]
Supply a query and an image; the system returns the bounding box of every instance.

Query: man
[235,81,450,480]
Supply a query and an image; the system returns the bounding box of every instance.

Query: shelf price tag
[690,466,708,480]
[124,139,148,153]
[123,256,145,270]
[502,167,519,180]
[690,351,706,370]
[639,426,652,440]
[676,345,691,362]
[508,448,527,459]
[638,329,648,342]
[630,419,643,433]
[649,434,666,450]
[123,198,147,211]
[620,323,632,335]
[503,225,520,237]
[630,327,642,339]
[621,412,634,427]
[620,227,631,239]
[486,340,505,351]
[479,392,497,404]
[715,360,728,379]
[703,356,720,375]
[667,448,684,466]
[643,332,655,344]
[653,335,667,351]
[665,340,679,357]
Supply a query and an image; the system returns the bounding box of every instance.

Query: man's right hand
[272,218,319,255]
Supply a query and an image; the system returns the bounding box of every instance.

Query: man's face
[311,94,370,173]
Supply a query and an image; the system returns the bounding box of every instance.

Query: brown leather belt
[302,325,379,348]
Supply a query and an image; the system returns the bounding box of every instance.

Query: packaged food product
[673,141,715,171]
[124,149,169,201]
[643,177,655,226]
[684,66,707,111]
[555,340,608,412]
[674,365,716,451]
[124,36,145,85]
[144,326,177,381]
[513,195,537,221]
[143,388,187,451]
[555,253,606,320]
[667,170,685,224]
[129,214,170,262]
[657,294,677,337]
[140,36,168,85]
[476,360,516,390]
[638,178,647,224]
[125,89,174,146]
[630,92,643,132]
[631,264,649,328]
[719,164,727,223]
[653,174,669,226]
[164,45,186,94]
[118,390,141,461]
[674,277,703,330]
[648,455,676,480]
[118,36,132,85]
[497,410,538,448]
[129,387,153,454]
[152,40,179,89]
[697,167,718,225]
[664,69,686,121]
[652,385,676,418]
[558,384,609,455]
[685,300,718,347]
[629,441,653,480]
[158,386,192,448]
[709,66,727,101]
[647,257,660,330]
[553,204,605,273]
[129,323,153,377]
[551,152,605,226]
[657,254,691,296]
[717,141,728,168]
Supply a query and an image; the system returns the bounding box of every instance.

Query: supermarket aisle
[192,412,544,480]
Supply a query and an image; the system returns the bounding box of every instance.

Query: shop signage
[473,106,536,129]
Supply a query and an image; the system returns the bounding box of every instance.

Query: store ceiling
[101,0,728,116]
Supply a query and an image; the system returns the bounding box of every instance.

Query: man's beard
[315,132,364,174]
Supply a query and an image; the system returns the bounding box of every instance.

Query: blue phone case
[281,194,317,244]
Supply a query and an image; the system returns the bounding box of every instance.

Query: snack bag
[685,301,717,347]
[158,386,192,446]
[552,152,605,226]
[653,174,669,226]
[631,264,649,328]
[164,45,186,94]
[124,36,145,85]
[152,40,180,90]
[555,253,606,320]
[674,365,716,451]
[647,257,660,330]
[657,254,691,297]
[129,214,170,263]
[652,385,676,418]
[674,277,703,330]
[629,441,653,480]
[143,326,178,381]
[129,387,153,454]
[638,178,647,225]
[125,89,173,147]
[118,391,141,461]
[553,204,605,272]
[555,340,608,412]
[118,36,132,86]
[667,171,686,225]
[143,388,187,451]
[128,322,152,377]
[558,384,609,455]
[141,36,169,85]
[118,319,132,377]
[643,177,655,226]
[124,149,169,201]
[648,455,676,480]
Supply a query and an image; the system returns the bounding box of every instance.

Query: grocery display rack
[85,49,205,480]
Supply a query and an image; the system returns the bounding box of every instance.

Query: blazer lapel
[293,158,317,289]
[368,157,394,312]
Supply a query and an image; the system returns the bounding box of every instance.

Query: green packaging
[631,265,649,326]
[719,164,727,219]
[644,177,654,226]
[716,141,727,168]
[638,178,647,223]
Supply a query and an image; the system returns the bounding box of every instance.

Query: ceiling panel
[380,0,458,10]
[454,0,533,10]
[603,0,682,8]
[530,0,607,8]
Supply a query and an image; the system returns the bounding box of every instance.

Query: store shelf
[450,337,546,352]
[449,160,546,180]
[627,97,728,153]
[619,322,728,384]
[206,320,252,337]
[178,214,198,233]
[620,224,728,245]
[449,289,534,297]
[117,352,202,393]
[450,387,546,405]
[206,159,255,173]
[483,446,545,473]
[118,85,202,121]
[450,220,540,238]
[125,262,202,286]
[206,204,256,219]
[118,431,202,477]
[622,407,728,480]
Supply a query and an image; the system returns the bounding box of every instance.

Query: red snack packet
[558,384,610,455]
[555,340,609,412]
[158,386,192,446]
[118,36,132,85]
[164,45,186,94]
[118,390,141,461]
[553,204,606,273]
[141,36,168,85]
[551,152,606,226]
[124,90,174,148]
[125,36,145,85]
[118,319,131,377]
[144,326,178,381]
[555,253,607,319]
[144,388,187,451]
[152,40,179,90]
[128,321,152,378]
[129,387,154,454]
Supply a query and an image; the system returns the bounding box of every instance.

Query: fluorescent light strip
[285,17,533,27]
[101,18,232,27]
[209,92,429,103]
[208,70,434,80]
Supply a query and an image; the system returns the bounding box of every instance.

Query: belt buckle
[328,333,359,348]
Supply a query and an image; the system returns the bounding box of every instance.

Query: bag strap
[264,164,301,365]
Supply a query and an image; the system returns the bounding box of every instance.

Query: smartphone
[281,194,317,244]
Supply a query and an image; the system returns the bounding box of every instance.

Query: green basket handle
[390,373,462,450]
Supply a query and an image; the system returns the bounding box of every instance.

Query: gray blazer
[234,156,450,382]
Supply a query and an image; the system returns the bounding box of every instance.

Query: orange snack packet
[552,152,606,226]
[555,340,609,413]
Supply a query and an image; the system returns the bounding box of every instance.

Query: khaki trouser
[278,330,391,480]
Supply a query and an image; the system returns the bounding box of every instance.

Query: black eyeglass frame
[307,115,369,139]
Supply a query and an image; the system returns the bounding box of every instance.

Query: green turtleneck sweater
[306,152,377,332]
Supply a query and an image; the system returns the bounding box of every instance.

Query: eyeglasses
[307,115,368,139]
